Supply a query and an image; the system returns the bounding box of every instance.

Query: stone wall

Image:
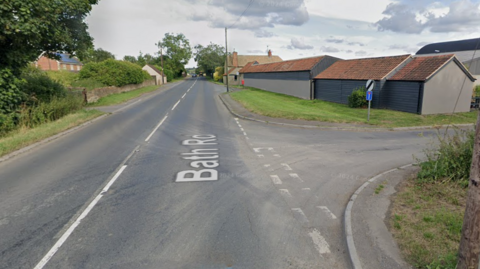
[86,79,156,103]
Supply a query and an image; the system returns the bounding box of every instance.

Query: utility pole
[225,27,229,93]
[161,46,164,84]
[458,110,480,269]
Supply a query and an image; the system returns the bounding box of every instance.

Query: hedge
[79,59,151,87]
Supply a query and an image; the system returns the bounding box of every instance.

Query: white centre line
[281,163,292,171]
[270,175,282,184]
[145,115,168,142]
[273,154,281,157]
[309,229,331,254]
[243,132,247,136]
[317,206,337,219]
[302,188,311,191]
[181,93,187,99]
[34,165,128,269]
[289,173,304,182]
[171,100,181,111]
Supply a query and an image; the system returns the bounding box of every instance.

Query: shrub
[0,113,17,136]
[0,68,26,114]
[475,86,480,97]
[163,69,174,82]
[417,129,475,187]
[348,87,368,108]
[213,66,224,82]
[79,59,151,87]
[21,71,67,104]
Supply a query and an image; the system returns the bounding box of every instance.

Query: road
[0,77,432,268]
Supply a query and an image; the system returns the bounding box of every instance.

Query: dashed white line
[302,188,311,191]
[273,154,281,157]
[264,164,271,168]
[280,189,292,197]
[171,100,181,111]
[253,147,274,153]
[243,132,247,136]
[292,208,309,223]
[34,165,128,269]
[270,175,282,184]
[281,163,292,171]
[257,154,264,158]
[318,206,337,220]
[145,115,168,142]
[181,93,187,99]
[240,128,244,131]
[289,173,304,182]
[309,229,331,254]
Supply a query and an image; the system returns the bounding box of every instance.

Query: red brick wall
[36,56,59,70]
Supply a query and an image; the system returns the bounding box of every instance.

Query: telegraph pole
[225,27,229,93]
[161,46,164,84]
[458,110,480,269]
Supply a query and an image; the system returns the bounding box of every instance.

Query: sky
[85,0,480,68]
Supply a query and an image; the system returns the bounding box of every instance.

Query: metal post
[225,27,229,92]
[367,100,371,122]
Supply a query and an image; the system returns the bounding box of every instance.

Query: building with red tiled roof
[313,54,476,114]
[239,55,341,99]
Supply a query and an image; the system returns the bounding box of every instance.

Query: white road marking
[238,124,242,128]
[257,154,264,158]
[281,163,292,171]
[145,115,168,142]
[264,164,271,168]
[245,137,249,140]
[240,128,244,131]
[280,189,292,197]
[318,206,337,220]
[270,175,282,184]
[292,208,309,223]
[34,165,128,269]
[273,154,281,157]
[309,229,331,254]
[235,118,239,120]
[289,173,304,182]
[181,93,187,99]
[302,188,311,191]
[253,147,274,153]
[171,100,181,111]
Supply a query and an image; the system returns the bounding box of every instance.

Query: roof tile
[228,55,283,67]
[314,55,411,80]
[240,56,326,73]
[389,54,454,81]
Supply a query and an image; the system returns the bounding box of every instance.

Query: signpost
[366,79,375,122]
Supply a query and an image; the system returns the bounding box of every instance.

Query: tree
[0,0,98,74]
[193,42,225,77]
[80,48,116,63]
[123,55,138,64]
[156,33,192,78]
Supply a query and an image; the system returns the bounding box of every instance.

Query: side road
[218,90,474,132]
[0,80,186,163]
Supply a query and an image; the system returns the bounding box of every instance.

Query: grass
[0,109,104,158]
[87,85,160,107]
[229,87,478,128]
[375,183,385,194]
[390,176,466,268]
[44,70,105,90]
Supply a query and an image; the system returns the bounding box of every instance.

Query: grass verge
[0,109,104,158]
[87,85,160,107]
[390,177,466,268]
[229,87,477,128]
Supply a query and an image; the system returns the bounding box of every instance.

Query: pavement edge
[344,163,414,269]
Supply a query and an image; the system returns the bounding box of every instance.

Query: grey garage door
[383,81,422,113]
[315,80,367,105]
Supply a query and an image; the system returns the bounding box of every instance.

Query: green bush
[417,129,475,187]
[0,113,17,136]
[164,69,174,82]
[21,71,67,104]
[79,59,151,87]
[44,70,79,87]
[348,87,368,108]
[0,68,26,114]
[475,86,480,97]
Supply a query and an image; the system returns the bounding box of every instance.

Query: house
[35,53,83,71]
[416,38,480,85]
[314,54,476,114]
[240,55,341,99]
[224,50,283,85]
[142,64,166,85]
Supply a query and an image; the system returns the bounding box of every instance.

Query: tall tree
[0,0,99,73]
[193,43,225,77]
[80,48,116,63]
[157,33,192,77]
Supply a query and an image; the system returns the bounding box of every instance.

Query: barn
[239,55,341,100]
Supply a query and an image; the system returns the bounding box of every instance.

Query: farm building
[417,38,480,84]
[224,50,283,85]
[239,55,341,99]
[142,64,166,85]
[314,54,476,114]
[35,53,83,71]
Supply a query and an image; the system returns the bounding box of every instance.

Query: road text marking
[176,135,219,182]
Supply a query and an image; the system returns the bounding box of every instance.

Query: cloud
[254,29,275,38]
[375,0,480,34]
[355,50,367,56]
[321,46,340,53]
[417,41,429,47]
[345,50,353,53]
[388,44,419,53]
[247,49,265,54]
[287,37,313,50]
[325,38,344,44]
[347,41,365,46]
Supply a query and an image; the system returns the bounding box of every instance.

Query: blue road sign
[366,91,373,101]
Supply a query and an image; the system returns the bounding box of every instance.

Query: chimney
[268,49,272,58]
[232,51,238,67]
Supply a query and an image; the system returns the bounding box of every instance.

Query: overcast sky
[86,0,480,68]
